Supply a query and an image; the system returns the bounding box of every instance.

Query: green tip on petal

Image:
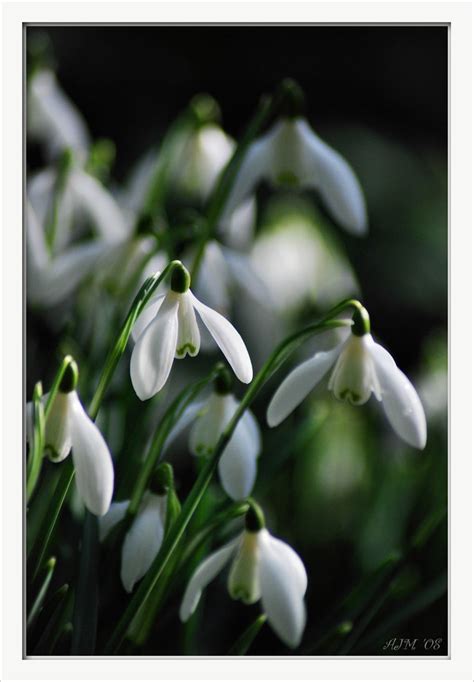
[59,356,79,393]
[170,262,191,293]
[245,500,266,532]
[277,78,306,119]
[150,462,174,496]
[351,305,371,337]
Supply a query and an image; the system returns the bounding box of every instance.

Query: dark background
[26,25,448,657]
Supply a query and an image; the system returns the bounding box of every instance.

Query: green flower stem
[190,89,280,282]
[43,354,76,422]
[71,512,99,654]
[228,614,267,655]
[104,315,351,654]
[31,584,70,655]
[28,263,181,581]
[45,151,72,254]
[27,460,74,581]
[26,382,45,502]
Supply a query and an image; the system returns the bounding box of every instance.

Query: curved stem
[104,315,351,653]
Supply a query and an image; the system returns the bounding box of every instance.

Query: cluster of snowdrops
[26,67,427,653]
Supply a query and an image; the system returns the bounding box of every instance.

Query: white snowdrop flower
[173,123,235,202]
[267,307,427,449]
[28,68,90,160]
[180,504,307,649]
[26,361,114,515]
[99,492,167,593]
[130,263,253,400]
[165,370,261,500]
[221,84,367,236]
[27,153,130,307]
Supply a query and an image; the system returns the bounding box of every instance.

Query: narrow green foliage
[228,614,267,655]
[71,512,99,654]
[27,556,56,629]
[26,382,45,502]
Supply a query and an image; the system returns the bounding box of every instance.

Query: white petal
[296,119,367,235]
[258,530,307,648]
[222,247,276,309]
[221,195,257,251]
[26,200,49,269]
[69,392,114,516]
[70,169,130,241]
[190,291,253,384]
[191,241,230,315]
[28,69,90,158]
[220,135,272,221]
[28,242,107,307]
[218,425,258,500]
[176,291,201,358]
[121,493,166,593]
[371,343,427,449]
[131,294,165,342]
[188,393,233,456]
[179,538,239,621]
[163,400,206,452]
[266,343,343,427]
[130,293,179,400]
[99,500,129,542]
[44,391,74,462]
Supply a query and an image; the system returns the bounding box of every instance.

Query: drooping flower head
[99,464,179,593]
[221,79,367,236]
[130,262,253,400]
[267,305,427,449]
[180,502,307,649]
[165,367,261,500]
[27,358,114,515]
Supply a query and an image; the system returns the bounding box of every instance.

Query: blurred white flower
[221,116,367,235]
[180,515,307,648]
[165,383,261,500]
[250,206,359,314]
[99,492,167,593]
[130,264,253,400]
[27,388,114,516]
[26,160,130,306]
[28,68,90,160]
[267,327,427,449]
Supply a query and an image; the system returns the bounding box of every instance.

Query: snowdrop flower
[130,263,253,400]
[221,82,367,236]
[180,502,307,648]
[165,369,261,500]
[26,360,114,515]
[27,151,130,306]
[28,68,90,160]
[267,307,427,449]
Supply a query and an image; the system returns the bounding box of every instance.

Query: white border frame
[2,2,472,680]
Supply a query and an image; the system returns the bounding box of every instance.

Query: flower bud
[189,93,221,127]
[150,462,175,496]
[277,78,306,119]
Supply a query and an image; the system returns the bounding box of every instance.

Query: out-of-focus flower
[180,503,307,648]
[130,263,253,400]
[28,68,90,160]
[27,154,130,306]
[221,116,367,236]
[250,200,359,314]
[99,492,167,593]
[267,314,427,449]
[26,363,114,516]
[165,370,261,500]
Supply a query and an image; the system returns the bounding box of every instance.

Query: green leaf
[71,512,99,654]
[26,382,45,502]
[228,614,267,655]
[27,556,56,629]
